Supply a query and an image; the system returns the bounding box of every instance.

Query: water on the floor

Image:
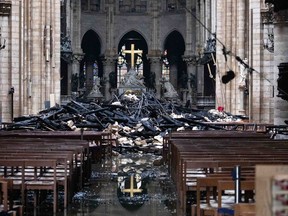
[26,151,177,216]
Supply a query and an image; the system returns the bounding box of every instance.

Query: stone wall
[215,0,274,123]
[0,0,61,122]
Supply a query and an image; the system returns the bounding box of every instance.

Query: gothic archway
[80,30,103,94]
[117,31,151,89]
[163,30,186,92]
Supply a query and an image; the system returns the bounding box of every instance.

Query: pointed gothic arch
[163,30,186,91]
[117,30,152,89]
[80,30,103,94]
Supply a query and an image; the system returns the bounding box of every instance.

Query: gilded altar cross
[122,44,142,69]
[121,175,143,197]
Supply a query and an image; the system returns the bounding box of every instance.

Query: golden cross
[121,175,143,197]
[122,44,142,69]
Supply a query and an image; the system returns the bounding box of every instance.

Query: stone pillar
[169,60,178,90]
[148,56,162,99]
[274,9,288,124]
[102,56,116,101]
[148,2,161,98]
[185,0,194,57]
[86,61,94,92]
[236,0,247,116]
[183,55,198,106]
[71,53,84,95]
[106,3,115,54]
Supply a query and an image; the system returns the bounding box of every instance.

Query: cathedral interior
[0,0,287,124]
[1,0,288,216]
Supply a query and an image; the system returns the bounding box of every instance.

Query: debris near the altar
[1,92,246,152]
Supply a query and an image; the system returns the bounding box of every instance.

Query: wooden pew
[166,131,288,216]
[0,178,9,212]
[0,145,78,209]
[0,138,89,212]
[0,158,59,214]
[0,130,114,161]
[0,130,113,215]
[234,203,255,216]
[23,159,58,214]
[163,130,270,163]
[192,177,255,216]
[217,180,255,215]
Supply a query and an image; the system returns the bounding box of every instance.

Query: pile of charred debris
[1,92,247,152]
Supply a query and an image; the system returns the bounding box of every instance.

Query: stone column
[169,60,178,90]
[148,56,162,99]
[185,0,196,57]
[85,60,94,92]
[274,9,288,124]
[71,53,84,96]
[102,56,116,101]
[106,2,115,55]
[236,0,247,116]
[183,55,198,106]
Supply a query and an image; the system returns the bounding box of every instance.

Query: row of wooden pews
[0,130,113,215]
[165,129,288,216]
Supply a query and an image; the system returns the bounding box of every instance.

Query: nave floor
[26,151,178,216]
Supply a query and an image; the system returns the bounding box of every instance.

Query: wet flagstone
[27,151,177,216]
[66,152,177,216]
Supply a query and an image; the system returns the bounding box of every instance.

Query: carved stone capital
[72,52,85,63]
[182,55,198,66]
[261,8,274,24]
[147,55,162,64]
[274,9,288,23]
[101,55,117,66]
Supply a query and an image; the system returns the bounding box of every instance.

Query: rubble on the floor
[1,92,246,152]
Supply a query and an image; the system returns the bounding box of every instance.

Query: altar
[118,68,146,95]
[118,86,146,95]
[117,43,147,96]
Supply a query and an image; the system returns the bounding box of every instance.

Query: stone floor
[27,151,178,216]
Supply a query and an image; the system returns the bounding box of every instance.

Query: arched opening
[80,30,102,95]
[116,31,151,89]
[163,31,186,93]
[60,59,68,95]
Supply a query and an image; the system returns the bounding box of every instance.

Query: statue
[161,77,178,98]
[238,58,248,87]
[87,76,103,99]
[188,73,197,92]
[121,68,145,87]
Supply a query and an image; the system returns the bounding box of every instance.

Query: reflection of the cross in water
[117,173,148,211]
[53,152,177,216]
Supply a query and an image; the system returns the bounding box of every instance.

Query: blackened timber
[141,119,158,133]
[83,107,110,115]
[161,114,184,127]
